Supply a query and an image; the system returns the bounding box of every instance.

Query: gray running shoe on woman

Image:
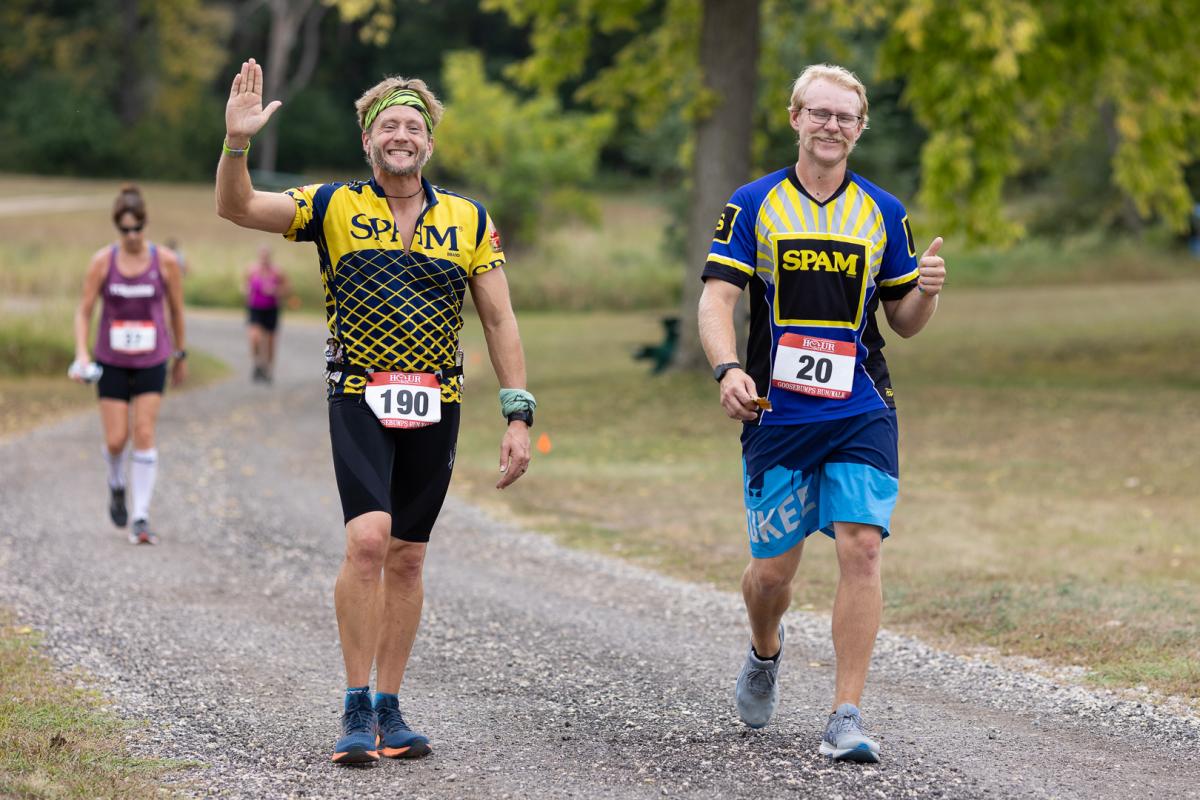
[819,703,880,762]
[735,623,784,728]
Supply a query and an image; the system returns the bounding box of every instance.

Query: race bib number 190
[771,333,856,399]
[364,372,442,429]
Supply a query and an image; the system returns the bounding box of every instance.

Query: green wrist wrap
[499,388,536,418]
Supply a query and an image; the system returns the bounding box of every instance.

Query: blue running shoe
[331,692,378,765]
[375,695,431,759]
[819,703,880,763]
[735,623,784,728]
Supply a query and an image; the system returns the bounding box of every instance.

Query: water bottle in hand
[68,360,103,383]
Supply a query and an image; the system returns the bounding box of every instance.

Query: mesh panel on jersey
[328,248,467,401]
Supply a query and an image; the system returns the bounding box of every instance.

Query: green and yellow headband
[362,88,434,134]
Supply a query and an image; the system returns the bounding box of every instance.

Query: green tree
[0,0,231,178]
[434,50,615,245]
[489,0,1200,366]
[826,0,1200,242]
[487,0,760,366]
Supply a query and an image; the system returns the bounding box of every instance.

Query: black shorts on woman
[247,305,280,332]
[328,395,459,542]
[96,360,168,401]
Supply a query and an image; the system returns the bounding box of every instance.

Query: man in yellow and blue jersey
[215,59,535,766]
[698,64,947,763]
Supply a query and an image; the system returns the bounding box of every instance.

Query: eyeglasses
[117,224,144,234]
[803,108,863,129]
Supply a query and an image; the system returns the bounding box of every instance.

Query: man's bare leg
[831,521,883,709]
[334,511,390,687]
[374,539,427,693]
[742,539,805,657]
[736,539,806,728]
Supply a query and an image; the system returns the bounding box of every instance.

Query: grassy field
[0,613,180,799]
[3,174,1198,705]
[450,281,1200,698]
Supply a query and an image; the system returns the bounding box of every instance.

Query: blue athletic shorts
[740,409,899,559]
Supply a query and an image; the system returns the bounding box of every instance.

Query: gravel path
[2,312,1197,799]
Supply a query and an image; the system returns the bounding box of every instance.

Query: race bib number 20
[364,372,442,429]
[771,333,856,400]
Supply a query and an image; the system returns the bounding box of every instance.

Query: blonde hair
[788,64,869,129]
[354,76,444,133]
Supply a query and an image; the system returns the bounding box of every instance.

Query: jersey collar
[786,166,851,207]
[367,176,439,208]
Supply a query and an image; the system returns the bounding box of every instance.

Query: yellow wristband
[222,138,251,157]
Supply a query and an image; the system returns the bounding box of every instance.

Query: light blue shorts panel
[742,462,817,559]
[817,461,898,540]
[742,460,898,559]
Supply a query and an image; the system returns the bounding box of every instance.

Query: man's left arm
[468,267,531,489]
[883,236,945,338]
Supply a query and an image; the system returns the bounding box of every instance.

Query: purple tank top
[94,244,172,368]
[247,267,281,310]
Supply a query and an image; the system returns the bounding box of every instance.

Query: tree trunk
[257,0,321,174]
[117,0,143,127]
[671,0,760,369]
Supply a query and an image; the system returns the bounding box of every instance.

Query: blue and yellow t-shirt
[283,177,504,402]
[703,167,920,425]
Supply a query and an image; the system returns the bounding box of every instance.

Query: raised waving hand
[225,59,282,146]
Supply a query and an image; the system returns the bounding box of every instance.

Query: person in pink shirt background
[244,245,290,383]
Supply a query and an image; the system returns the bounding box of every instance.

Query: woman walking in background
[244,245,289,383]
[70,184,188,545]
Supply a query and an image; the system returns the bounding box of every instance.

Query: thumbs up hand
[917,236,946,296]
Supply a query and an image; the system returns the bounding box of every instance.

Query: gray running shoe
[130,518,158,546]
[819,703,880,763]
[735,623,784,728]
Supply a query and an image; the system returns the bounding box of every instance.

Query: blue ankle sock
[345,685,370,709]
[374,691,399,709]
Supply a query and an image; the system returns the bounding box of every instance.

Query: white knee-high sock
[130,448,158,522]
[103,446,129,489]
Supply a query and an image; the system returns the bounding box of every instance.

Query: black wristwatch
[172,349,188,360]
[713,361,741,383]
[506,409,533,427]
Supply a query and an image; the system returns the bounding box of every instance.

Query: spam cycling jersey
[703,167,919,425]
[284,177,505,402]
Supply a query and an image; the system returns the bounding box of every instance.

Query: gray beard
[369,143,431,177]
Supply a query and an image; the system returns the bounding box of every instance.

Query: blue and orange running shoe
[331,691,378,766]
[374,695,431,759]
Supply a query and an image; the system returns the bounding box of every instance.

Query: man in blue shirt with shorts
[698,63,946,762]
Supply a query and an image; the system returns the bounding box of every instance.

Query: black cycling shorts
[328,395,460,542]
[247,306,280,332]
[95,360,168,402]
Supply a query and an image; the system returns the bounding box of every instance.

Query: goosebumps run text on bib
[703,168,921,425]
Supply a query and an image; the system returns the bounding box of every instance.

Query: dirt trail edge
[1,312,1197,799]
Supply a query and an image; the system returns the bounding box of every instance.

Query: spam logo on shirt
[772,234,870,329]
[779,247,861,277]
[349,214,461,253]
[713,203,741,245]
